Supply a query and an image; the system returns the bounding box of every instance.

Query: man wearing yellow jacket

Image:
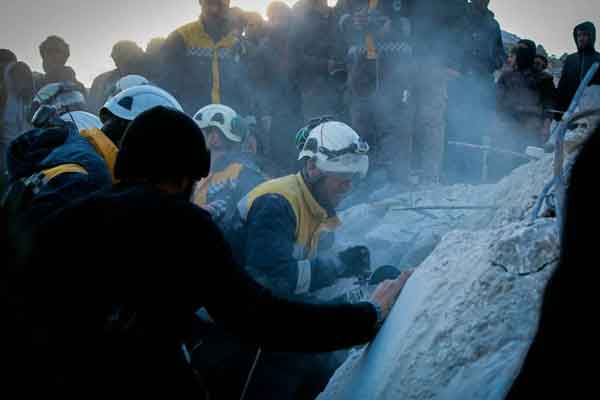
[2,84,183,225]
[160,0,254,116]
[234,118,372,298]
[192,104,266,231]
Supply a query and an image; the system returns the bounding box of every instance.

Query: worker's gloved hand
[338,246,371,278]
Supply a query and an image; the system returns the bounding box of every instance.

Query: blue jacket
[233,174,341,298]
[192,152,265,231]
[5,124,112,223]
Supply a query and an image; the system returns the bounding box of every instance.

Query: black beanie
[114,106,211,182]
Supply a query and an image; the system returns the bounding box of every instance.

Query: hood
[6,124,112,185]
[574,21,596,52]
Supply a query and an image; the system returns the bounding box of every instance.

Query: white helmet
[193,104,248,143]
[109,74,150,98]
[60,111,103,132]
[33,82,86,114]
[100,85,182,122]
[297,119,369,178]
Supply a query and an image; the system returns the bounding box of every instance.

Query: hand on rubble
[338,246,371,278]
[370,270,413,320]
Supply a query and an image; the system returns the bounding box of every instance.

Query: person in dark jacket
[2,85,184,228]
[407,0,468,184]
[20,106,409,398]
[506,126,600,399]
[445,0,506,183]
[35,36,86,96]
[88,40,148,114]
[556,21,600,116]
[494,39,557,178]
[338,0,416,186]
[191,104,266,231]
[496,39,557,148]
[160,0,254,116]
[248,1,303,175]
[289,0,346,122]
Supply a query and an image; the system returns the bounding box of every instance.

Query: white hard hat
[60,111,103,132]
[100,85,183,122]
[193,104,248,143]
[297,119,369,178]
[33,82,86,114]
[109,74,150,98]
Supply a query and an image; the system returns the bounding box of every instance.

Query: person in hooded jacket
[494,39,557,178]
[20,105,410,399]
[191,104,266,231]
[556,21,600,116]
[160,0,254,116]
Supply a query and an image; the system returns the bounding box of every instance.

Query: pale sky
[1,0,598,86]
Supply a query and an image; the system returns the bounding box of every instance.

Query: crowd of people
[1,0,600,399]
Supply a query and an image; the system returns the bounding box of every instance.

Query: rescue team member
[192,104,266,230]
[23,106,412,398]
[2,84,182,224]
[160,0,255,116]
[235,118,373,298]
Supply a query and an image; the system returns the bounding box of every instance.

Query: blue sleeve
[244,194,302,297]
[244,194,338,297]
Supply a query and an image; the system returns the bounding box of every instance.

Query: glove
[338,246,371,278]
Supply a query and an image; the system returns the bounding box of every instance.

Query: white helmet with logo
[296,118,369,178]
[100,85,182,122]
[192,104,248,143]
[109,74,150,99]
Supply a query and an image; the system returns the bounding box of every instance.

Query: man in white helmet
[191,104,266,230]
[2,85,183,225]
[235,117,372,298]
[220,118,374,399]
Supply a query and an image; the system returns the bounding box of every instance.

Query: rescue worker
[338,0,416,186]
[160,0,254,116]
[235,119,372,297]
[289,0,346,122]
[1,51,34,173]
[556,21,600,116]
[88,41,148,113]
[445,0,505,183]
[2,84,183,225]
[34,36,86,95]
[220,119,372,399]
[191,104,266,230]
[495,39,557,177]
[21,105,411,398]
